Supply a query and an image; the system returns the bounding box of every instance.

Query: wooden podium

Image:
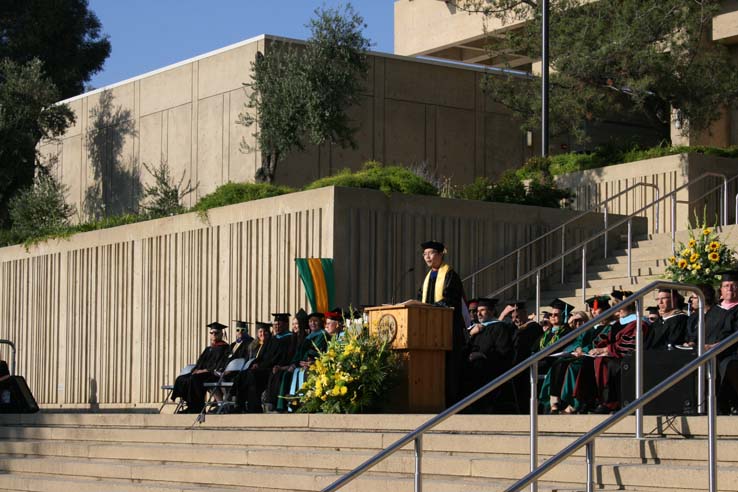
[366,303,453,413]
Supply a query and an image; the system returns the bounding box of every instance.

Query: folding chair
[160,364,196,413]
[194,357,252,424]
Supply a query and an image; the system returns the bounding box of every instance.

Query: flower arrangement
[298,326,399,413]
[665,215,736,285]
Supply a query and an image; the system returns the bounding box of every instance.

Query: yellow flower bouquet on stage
[299,327,399,413]
[665,216,736,285]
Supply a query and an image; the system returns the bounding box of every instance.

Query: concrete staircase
[542,223,738,310]
[1,412,738,491]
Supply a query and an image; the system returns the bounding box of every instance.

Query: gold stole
[421,263,451,304]
[232,341,242,356]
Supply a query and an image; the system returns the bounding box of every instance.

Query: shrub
[140,160,198,218]
[457,170,572,208]
[304,161,438,196]
[192,182,294,213]
[9,172,76,240]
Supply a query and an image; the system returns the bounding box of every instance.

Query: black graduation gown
[418,266,467,406]
[236,333,294,412]
[711,304,738,412]
[171,342,230,412]
[229,340,252,360]
[645,312,688,349]
[462,320,515,412]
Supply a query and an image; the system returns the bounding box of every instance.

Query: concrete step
[0,473,255,492]
[4,414,738,438]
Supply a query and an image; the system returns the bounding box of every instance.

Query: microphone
[391,267,415,305]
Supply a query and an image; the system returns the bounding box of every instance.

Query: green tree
[0,0,111,98]
[0,59,75,227]
[9,168,76,241]
[456,0,738,142]
[239,3,370,183]
[140,159,198,218]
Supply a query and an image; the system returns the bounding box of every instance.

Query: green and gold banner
[295,258,335,313]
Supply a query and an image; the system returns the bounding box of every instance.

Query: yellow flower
[688,239,696,248]
[331,385,341,396]
[668,256,676,264]
[340,386,348,395]
[703,228,712,236]
[690,253,699,263]
[709,252,720,262]
[677,258,688,269]
[693,264,702,271]
[709,241,720,251]
[681,248,692,258]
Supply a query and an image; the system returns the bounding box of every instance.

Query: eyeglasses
[236,329,244,333]
[569,318,583,325]
[209,331,219,335]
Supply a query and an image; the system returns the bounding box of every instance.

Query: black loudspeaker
[621,350,697,415]
[0,376,39,413]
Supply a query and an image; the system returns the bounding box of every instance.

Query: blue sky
[87,1,395,90]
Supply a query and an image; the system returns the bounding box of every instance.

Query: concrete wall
[0,188,624,408]
[39,35,538,222]
[555,153,738,234]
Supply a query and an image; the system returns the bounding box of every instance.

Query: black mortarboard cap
[549,298,575,313]
[271,312,290,322]
[420,240,445,252]
[295,308,308,321]
[233,320,250,329]
[255,321,272,330]
[477,298,499,309]
[721,271,738,282]
[610,290,633,301]
[585,295,610,310]
[308,312,325,319]
[646,306,659,315]
[207,321,227,331]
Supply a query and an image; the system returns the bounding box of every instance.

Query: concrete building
[40,35,547,220]
[394,0,738,147]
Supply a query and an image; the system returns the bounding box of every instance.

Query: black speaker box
[0,376,39,413]
[621,350,697,415]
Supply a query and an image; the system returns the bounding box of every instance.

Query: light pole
[541,0,549,157]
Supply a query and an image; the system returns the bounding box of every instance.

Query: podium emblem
[377,314,398,344]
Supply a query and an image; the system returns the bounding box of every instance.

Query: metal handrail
[0,339,15,376]
[462,181,660,296]
[464,172,730,300]
[508,329,737,492]
[323,281,708,492]
[484,172,731,309]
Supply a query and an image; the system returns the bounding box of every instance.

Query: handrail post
[735,192,738,225]
[627,218,632,280]
[655,189,660,234]
[723,177,728,227]
[581,246,587,305]
[414,436,423,492]
[535,270,541,322]
[560,225,566,284]
[697,296,705,414]
[670,194,676,255]
[707,357,717,492]
[585,441,595,492]
[516,250,521,299]
[530,362,538,492]
[603,205,608,258]
[471,274,476,300]
[635,297,643,439]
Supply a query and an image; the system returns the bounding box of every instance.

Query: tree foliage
[0,59,75,227]
[9,168,76,241]
[240,3,370,183]
[0,0,111,98]
[457,0,738,142]
[140,160,198,218]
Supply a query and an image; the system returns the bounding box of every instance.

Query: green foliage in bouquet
[665,214,736,286]
[299,329,399,413]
